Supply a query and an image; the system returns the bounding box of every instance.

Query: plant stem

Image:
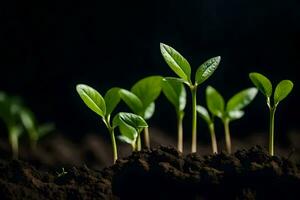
[109,128,118,163]
[137,133,141,151]
[9,128,19,159]
[190,86,198,153]
[269,107,276,156]
[209,123,218,154]
[224,119,231,154]
[144,127,150,149]
[177,113,184,152]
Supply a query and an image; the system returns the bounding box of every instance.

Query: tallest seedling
[160,43,221,152]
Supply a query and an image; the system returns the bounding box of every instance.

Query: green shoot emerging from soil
[196,105,218,153]
[161,78,186,152]
[204,86,258,153]
[249,72,293,156]
[160,43,220,153]
[113,112,148,151]
[118,76,162,149]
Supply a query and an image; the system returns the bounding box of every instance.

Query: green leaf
[163,77,190,86]
[196,105,211,124]
[76,84,106,118]
[274,80,293,105]
[226,88,258,112]
[104,87,121,115]
[206,86,225,118]
[161,78,187,112]
[227,110,245,121]
[143,102,155,120]
[131,76,163,109]
[195,56,221,85]
[113,112,148,131]
[117,122,138,145]
[119,89,143,114]
[249,72,272,98]
[37,123,55,138]
[160,43,191,82]
[20,108,38,139]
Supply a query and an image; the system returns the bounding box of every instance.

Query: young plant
[20,108,54,150]
[196,105,218,153]
[76,84,121,163]
[161,78,186,152]
[113,112,148,151]
[249,72,293,156]
[160,43,221,152]
[118,76,163,148]
[205,86,258,153]
[0,93,24,159]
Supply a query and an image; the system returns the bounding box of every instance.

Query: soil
[0,145,300,200]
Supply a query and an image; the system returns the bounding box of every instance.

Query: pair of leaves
[119,76,163,120]
[113,112,148,145]
[160,43,221,86]
[203,86,258,121]
[76,84,121,118]
[161,78,186,115]
[249,72,293,106]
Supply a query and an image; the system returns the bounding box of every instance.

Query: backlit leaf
[195,56,221,85]
[274,80,293,105]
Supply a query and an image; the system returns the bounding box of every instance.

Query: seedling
[20,108,54,150]
[160,43,220,152]
[161,78,186,152]
[76,84,148,163]
[0,92,24,159]
[76,84,121,163]
[196,105,218,153]
[118,76,162,148]
[56,167,68,178]
[113,112,148,151]
[249,72,293,156]
[204,86,258,153]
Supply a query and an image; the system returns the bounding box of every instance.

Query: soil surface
[0,145,300,200]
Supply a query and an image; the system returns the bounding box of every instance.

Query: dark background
[1,0,299,143]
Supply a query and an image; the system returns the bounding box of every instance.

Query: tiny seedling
[118,76,162,148]
[196,105,218,153]
[161,78,186,152]
[76,84,121,163]
[160,43,220,152]
[56,167,68,178]
[204,86,258,153]
[113,112,148,151]
[249,72,293,156]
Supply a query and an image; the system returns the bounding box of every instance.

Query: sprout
[249,72,293,156]
[161,78,186,152]
[203,86,257,153]
[160,43,220,152]
[118,76,163,149]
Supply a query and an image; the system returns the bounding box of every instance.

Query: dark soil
[0,145,300,200]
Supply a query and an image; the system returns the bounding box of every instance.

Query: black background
[1,0,299,142]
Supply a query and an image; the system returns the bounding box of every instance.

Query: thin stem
[109,128,118,163]
[9,128,19,159]
[144,127,150,149]
[224,119,231,154]
[137,133,141,151]
[177,112,184,152]
[191,86,197,153]
[269,107,276,156]
[209,123,218,154]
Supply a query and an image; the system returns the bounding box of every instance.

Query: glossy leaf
[117,122,137,145]
[20,108,37,138]
[160,43,191,82]
[76,84,106,118]
[113,112,148,131]
[195,56,221,85]
[119,89,143,114]
[196,105,211,124]
[206,86,225,118]
[161,78,187,112]
[131,76,163,109]
[274,80,293,105]
[227,110,244,121]
[226,88,258,112]
[104,87,121,115]
[144,102,155,120]
[249,72,272,98]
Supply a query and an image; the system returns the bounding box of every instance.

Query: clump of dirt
[0,146,300,199]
